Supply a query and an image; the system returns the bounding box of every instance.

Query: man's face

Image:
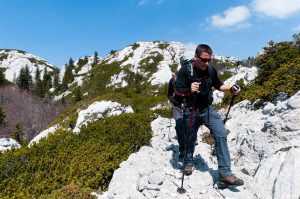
[195,52,212,70]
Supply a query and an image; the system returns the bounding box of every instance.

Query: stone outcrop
[95,91,300,199]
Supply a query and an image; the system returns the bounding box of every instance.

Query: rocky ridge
[96,91,300,199]
[0,49,58,82]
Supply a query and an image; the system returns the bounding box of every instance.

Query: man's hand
[191,82,201,93]
[230,84,241,95]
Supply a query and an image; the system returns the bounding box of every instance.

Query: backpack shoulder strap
[207,65,213,77]
[187,62,194,77]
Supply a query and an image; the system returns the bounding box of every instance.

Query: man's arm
[220,84,241,95]
[211,66,241,95]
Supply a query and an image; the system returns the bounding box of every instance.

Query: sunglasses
[198,57,212,63]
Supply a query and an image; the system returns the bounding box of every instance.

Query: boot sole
[219,181,243,189]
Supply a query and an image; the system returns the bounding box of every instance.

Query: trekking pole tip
[177,187,187,193]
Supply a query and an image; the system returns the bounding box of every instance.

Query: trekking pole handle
[230,84,240,96]
[191,78,201,93]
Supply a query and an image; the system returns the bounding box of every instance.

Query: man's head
[194,44,213,71]
[195,44,213,57]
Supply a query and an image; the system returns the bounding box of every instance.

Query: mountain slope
[0,49,59,82]
[57,41,239,102]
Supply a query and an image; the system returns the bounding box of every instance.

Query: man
[175,44,244,187]
[167,73,185,159]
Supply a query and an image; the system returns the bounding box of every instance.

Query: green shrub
[0,112,153,198]
[152,107,172,118]
[139,53,163,75]
[235,38,300,103]
[218,71,233,82]
[40,183,95,199]
[169,63,179,73]
[0,53,8,61]
[82,61,122,98]
[157,43,170,50]
[75,57,89,74]
[131,43,140,50]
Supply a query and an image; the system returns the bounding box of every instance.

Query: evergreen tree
[84,56,88,63]
[0,106,5,125]
[92,51,99,67]
[74,87,82,102]
[255,41,299,85]
[68,58,75,68]
[17,67,26,89]
[25,65,33,90]
[34,66,45,97]
[17,66,32,91]
[12,123,22,144]
[134,73,143,94]
[42,67,52,92]
[35,67,41,83]
[61,61,75,91]
[53,72,60,92]
[293,33,300,47]
[35,79,46,98]
[0,69,6,85]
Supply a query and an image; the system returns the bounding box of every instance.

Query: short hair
[195,44,213,57]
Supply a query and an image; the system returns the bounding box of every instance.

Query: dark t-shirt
[175,62,223,109]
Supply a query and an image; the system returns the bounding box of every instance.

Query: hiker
[167,73,185,159]
[175,44,244,187]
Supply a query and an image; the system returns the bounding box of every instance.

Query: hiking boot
[219,174,244,187]
[183,163,193,176]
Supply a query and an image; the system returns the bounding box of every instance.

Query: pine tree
[84,56,88,63]
[35,79,46,98]
[25,65,33,90]
[293,33,300,47]
[12,123,22,144]
[17,66,32,91]
[35,67,41,83]
[68,58,75,68]
[34,66,45,97]
[61,60,75,91]
[0,106,5,125]
[42,67,52,93]
[92,51,99,67]
[53,72,60,92]
[74,87,82,102]
[0,69,6,85]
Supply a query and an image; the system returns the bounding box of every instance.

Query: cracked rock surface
[96,91,300,199]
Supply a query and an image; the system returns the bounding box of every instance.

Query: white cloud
[253,0,300,18]
[183,42,197,52]
[209,6,251,28]
[139,0,164,6]
[139,0,148,5]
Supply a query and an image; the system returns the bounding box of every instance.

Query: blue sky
[1,0,300,67]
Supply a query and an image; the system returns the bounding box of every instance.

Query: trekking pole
[169,107,172,134]
[177,92,197,194]
[223,94,235,124]
[178,106,187,193]
[223,84,240,124]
